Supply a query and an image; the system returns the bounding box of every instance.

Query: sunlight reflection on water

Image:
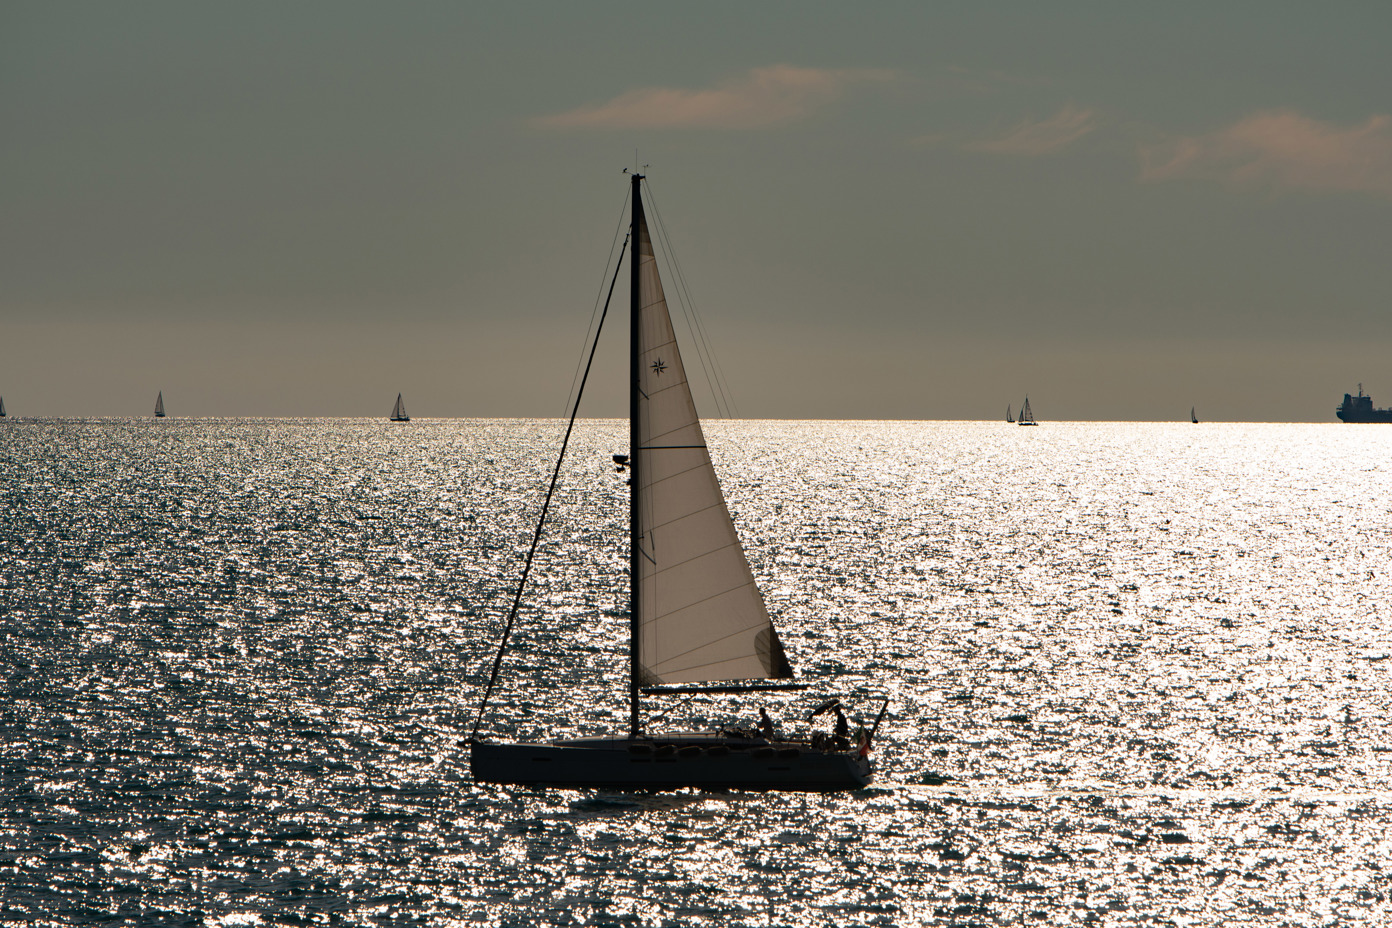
[2,418,1391,925]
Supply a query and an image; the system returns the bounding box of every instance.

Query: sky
[3,2,1390,420]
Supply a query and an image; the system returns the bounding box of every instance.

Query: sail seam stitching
[644,460,709,490]
[639,498,724,534]
[640,580,762,626]
[644,541,744,577]
[644,619,776,672]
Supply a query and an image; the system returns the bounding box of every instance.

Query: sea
[2,417,1390,927]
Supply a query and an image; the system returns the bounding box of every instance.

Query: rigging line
[696,321,743,420]
[680,261,742,420]
[643,184,732,420]
[563,188,633,417]
[642,184,717,415]
[642,694,694,729]
[644,182,735,419]
[470,231,631,742]
[648,187,735,420]
[657,199,742,421]
[645,183,742,420]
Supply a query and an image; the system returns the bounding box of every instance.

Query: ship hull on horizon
[1337,391,1392,423]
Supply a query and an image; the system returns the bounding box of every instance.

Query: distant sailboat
[1017,396,1037,426]
[1006,405,1014,423]
[0,396,6,417]
[1191,406,1198,424]
[469,172,880,792]
[390,393,409,422]
[154,392,166,418]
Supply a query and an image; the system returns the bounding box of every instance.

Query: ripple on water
[1,418,1390,925]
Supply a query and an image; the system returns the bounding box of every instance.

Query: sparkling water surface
[3,418,1391,926]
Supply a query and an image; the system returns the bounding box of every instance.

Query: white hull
[472,734,871,792]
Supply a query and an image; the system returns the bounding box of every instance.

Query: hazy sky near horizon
[4,2,1390,420]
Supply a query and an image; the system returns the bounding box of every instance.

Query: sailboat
[390,393,409,422]
[1017,396,1037,426]
[1191,406,1198,424]
[154,392,166,418]
[0,397,6,417]
[1006,405,1014,423]
[469,173,880,792]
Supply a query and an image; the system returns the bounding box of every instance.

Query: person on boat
[833,707,851,750]
[758,707,777,741]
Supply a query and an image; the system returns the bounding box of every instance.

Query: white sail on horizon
[632,200,792,687]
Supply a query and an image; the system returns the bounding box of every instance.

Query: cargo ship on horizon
[1336,385,1392,423]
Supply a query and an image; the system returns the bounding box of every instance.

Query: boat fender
[627,742,654,756]
[677,745,702,759]
[654,744,678,758]
[706,745,730,757]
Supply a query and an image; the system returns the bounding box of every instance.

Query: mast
[629,170,643,738]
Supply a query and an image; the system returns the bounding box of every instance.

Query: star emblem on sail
[632,208,793,687]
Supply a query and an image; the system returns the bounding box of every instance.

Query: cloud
[935,64,1042,97]
[961,105,1097,156]
[1140,109,1392,197]
[533,65,896,130]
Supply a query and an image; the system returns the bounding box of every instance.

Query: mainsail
[154,392,165,417]
[391,393,408,421]
[631,194,792,687]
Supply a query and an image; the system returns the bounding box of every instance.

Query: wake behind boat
[469,173,881,792]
